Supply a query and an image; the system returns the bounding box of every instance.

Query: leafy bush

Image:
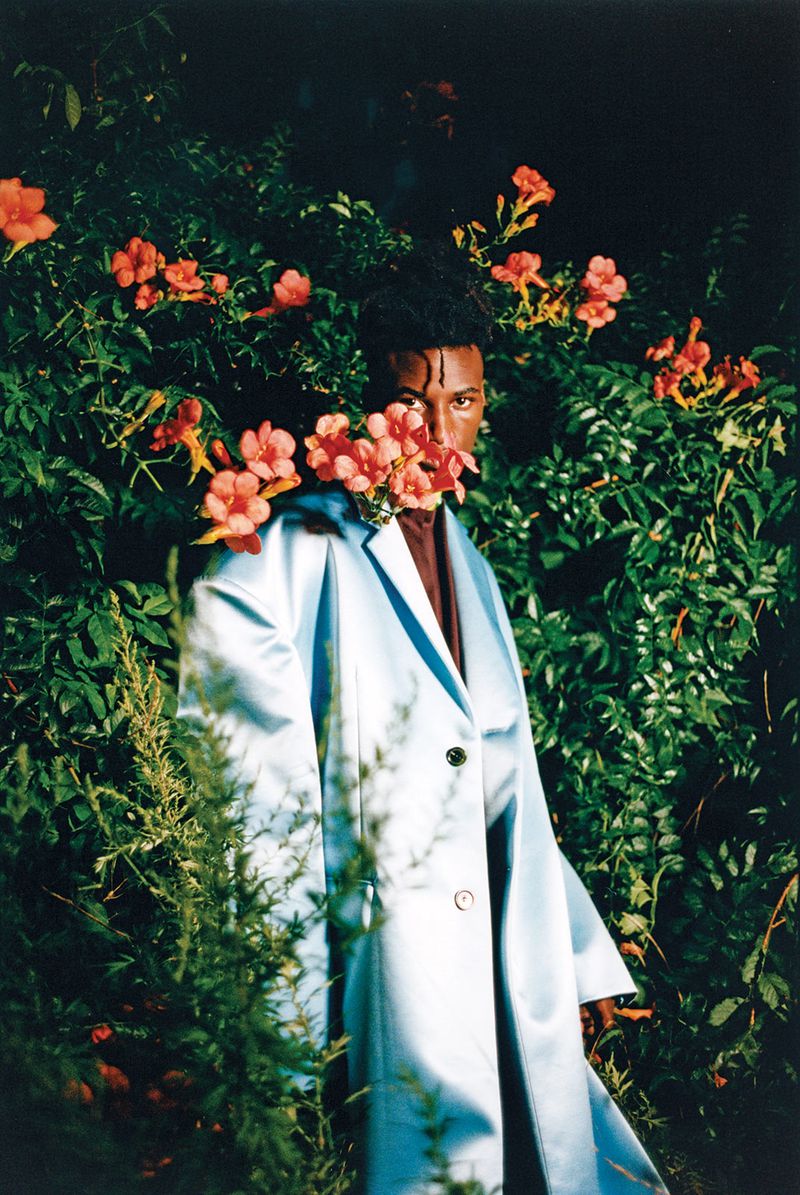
[1,10,795,1193]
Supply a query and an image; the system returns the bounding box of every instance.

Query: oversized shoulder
[192,490,362,619]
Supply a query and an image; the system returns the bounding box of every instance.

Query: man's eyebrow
[393,385,426,398]
[393,385,482,397]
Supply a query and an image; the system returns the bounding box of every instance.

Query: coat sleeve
[177,570,330,1038]
[558,851,637,1005]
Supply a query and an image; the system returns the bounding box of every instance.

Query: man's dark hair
[357,243,494,400]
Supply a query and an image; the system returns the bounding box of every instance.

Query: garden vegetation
[0,9,795,1194]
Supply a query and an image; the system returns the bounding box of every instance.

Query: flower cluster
[454,166,626,337]
[110,235,229,310]
[196,418,301,554]
[65,1006,220,1177]
[150,396,478,555]
[249,267,312,318]
[575,255,628,328]
[305,402,477,522]
[0,176,57,245]
[144,395,298,551]
[646,316,760,408]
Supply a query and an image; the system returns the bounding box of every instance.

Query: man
[181,250,667,1194]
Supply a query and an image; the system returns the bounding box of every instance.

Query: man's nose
[427,406,451,445]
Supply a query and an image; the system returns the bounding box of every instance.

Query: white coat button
[446,746,467,767]
[454,889,474,910]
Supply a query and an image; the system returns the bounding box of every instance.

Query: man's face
[384,345,486,454]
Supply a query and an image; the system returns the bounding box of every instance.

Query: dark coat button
[446,746,467,767]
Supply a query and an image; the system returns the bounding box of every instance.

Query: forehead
[386,345,484,390]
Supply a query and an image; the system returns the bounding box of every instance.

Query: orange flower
[422,439,478,505]
[645,335,675,362]
[141,1156,173,1179]
[653,370,683,401]
[150,397,213,474]
[575,298,617,329]
[332,439,392,493]
[90,1023,114,1045]
[0,177,57,243]
[134,283,160,310]
[273,267,311,310]
[511,165,555,209]
[580,256,627,303]
[388,461,437,509]
[111,237,160,287]
[150,397,202,450]
[211,273,229,295]
[250,268,312,317]
[305,413,352,481]
[312,412,350,439]
[617,1007,655,1021]
[64,1078,94,1105]
[366,402,426,460]
[673,339,711,378]
[97,1063,130,1093]
[145,1085,177,1110]
[239,420,297,482]
[713,355,761,399]
[162,1069,193,1089]
[200,469,272,554]
[713,1072,729,1088]
[142,995,167,1013]
[211,438,233,466]
[187,287,220,306]
[163,258,205,294]
[490,251,548,293]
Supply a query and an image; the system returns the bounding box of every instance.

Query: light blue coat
[181,490,668,1195]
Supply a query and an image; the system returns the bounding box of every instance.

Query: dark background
[4,1,798,272]
[165,0,799,266]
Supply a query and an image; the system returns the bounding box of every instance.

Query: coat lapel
[359,503,520,735]
[444,506,521,735]
[360,514,474,720]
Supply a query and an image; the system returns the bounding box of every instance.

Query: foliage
[1,9,796,1194]
[462,329,796,1190]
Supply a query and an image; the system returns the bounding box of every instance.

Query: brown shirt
[397,505,462,676]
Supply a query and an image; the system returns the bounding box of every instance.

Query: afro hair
[357,242,494,387]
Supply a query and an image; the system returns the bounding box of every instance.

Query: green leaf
[42,82,54,121]
[758,971,789,1010]
[539,550,565,570]
[741,942,761,984]
[708,997,744,1026]
[64,83,82,131]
